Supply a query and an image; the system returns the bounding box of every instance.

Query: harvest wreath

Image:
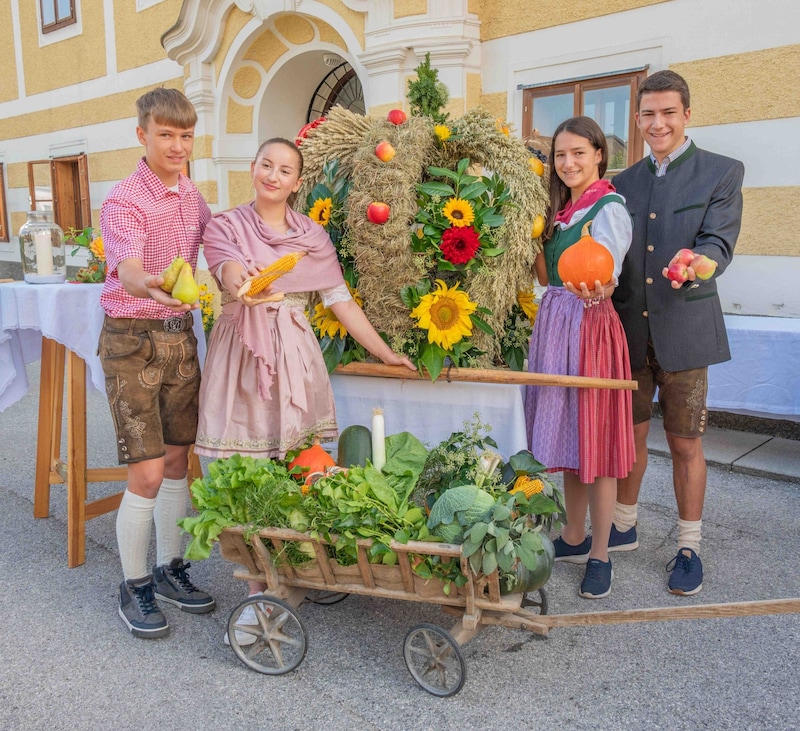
[296,72,548,379]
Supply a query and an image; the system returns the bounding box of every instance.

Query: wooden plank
[85,467,128,482]
[33,338,61,518]
[85,492,124,520]
[335,362,638,391]
[66,350,87,568]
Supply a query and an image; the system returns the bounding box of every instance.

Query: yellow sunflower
[517,290,539,323]
[434,124,451,142]
[441,198,475,228]
[410,279,477,350]
[311,284,363,339]
[309,197,332,227]
[89,236,105,262]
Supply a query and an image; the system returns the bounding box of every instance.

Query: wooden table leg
[34,337,65,519]
[66,349,88,568]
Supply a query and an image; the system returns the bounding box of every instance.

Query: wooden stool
[33,336,203,567]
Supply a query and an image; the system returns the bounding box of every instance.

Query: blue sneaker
[579,558,613,599]
[666,548,703,596]
[553,535,592,564]
[608,523,639,552]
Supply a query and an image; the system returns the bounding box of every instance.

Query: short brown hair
[636,70,691,112]
[136,87,197,130]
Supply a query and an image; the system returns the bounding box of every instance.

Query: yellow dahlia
[309,197,332,227]
[410,279,476,350]
[434,125,451,142]
[89,236,105,262]
[442,198,475,228]
[517,290,539,323]
[311,284,363,339]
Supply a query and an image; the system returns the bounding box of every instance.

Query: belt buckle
[163,315,186,334]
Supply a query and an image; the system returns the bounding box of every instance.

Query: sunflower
[440,225,480,265]
[434,124,451,142]
[311,284,363,339]
[517,290,539,323]
[410,279,477,350]
[309,197,332,227]
[89,236,105,262]
[441,198,475,228]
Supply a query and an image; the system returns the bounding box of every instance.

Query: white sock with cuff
[154,476,189,566]
[117,490,156,581]
[677,518,702,554]
[613,501,638,532]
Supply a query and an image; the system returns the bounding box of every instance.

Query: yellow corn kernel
[511,476,545,498]
[244,251,306,295]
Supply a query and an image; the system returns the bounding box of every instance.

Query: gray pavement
[1,361,798,730]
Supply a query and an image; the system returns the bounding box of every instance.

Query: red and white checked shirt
[99,158,212,318]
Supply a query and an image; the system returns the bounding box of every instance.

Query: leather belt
[103,313,193,334]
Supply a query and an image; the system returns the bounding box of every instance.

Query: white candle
[34,230,54,276]
[371,408,386,471]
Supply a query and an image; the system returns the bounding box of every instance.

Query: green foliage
[407,52,450,124]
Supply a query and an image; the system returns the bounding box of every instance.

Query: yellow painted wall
[227,99,253,134]
[395,0,427,18]
[739,187,798,257]
[673,45,800,126]
[0,2,18,103]
[229,170,255,208]
[87,148,143,182]
[479,0,669,40]
[315,0,365,49]
[20,0,107,94]
[243,29,287,74]
[274,14,315,45]
[479,91,507,121]
[215,7,254,82]
[114,0,182,72]
[0,79,185,141]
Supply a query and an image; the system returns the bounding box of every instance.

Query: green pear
[160,256,186,293]
[172,262,200,304]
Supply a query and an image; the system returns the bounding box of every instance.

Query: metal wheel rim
[403,623,466,697]
[522,587,549,615]
[305,590,349,605]
[227,595,307,675]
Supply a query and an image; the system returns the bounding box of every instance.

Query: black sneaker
[153,558,216,614]
[579,558,613,599]
[553,534,592,564]
[119,576,169,638]
[608,523,639,552]
[666,548,703,596]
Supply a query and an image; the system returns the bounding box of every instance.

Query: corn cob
[238,251,306,297]
[510,475,545,498]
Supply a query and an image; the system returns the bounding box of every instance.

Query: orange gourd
[288,439,336,481]
[557,220,614,287]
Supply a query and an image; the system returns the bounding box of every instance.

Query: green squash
[499,533,555,594]
[337,424,373,468]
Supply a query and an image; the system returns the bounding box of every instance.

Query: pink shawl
[555,179,616,225]
[203,203,345,400]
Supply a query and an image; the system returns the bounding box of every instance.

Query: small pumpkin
[557,219,614,287]
[288,438,336,481]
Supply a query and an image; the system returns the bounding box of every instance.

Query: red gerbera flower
[440,225,481,265]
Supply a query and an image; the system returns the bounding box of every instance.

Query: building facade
[1,0,797,316]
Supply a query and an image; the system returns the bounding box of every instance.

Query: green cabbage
[426,485,496,544]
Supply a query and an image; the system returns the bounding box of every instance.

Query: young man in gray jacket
[611,70,745,596]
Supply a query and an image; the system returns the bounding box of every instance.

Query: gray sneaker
[119,576,169,638]
[153,558,216,614]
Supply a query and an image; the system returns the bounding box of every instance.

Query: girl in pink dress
[196,138,414,641]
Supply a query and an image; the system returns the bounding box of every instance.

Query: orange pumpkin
[557,220,614,287]
[288,439,336,480]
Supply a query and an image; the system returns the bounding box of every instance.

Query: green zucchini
[337,424,372,468]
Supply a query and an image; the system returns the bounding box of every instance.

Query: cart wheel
[403,623,466,697]
[227,595,307,675]
[305,590,349,605]
[521,587,548,615]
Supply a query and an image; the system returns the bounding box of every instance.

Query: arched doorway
[306,61,365,122]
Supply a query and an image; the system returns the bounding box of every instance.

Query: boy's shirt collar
[650,136,693,177]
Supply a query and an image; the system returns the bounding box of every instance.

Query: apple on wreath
[367,202,390,225]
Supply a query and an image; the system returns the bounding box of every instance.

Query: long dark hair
[544,116,608,241]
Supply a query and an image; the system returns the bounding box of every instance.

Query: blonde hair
[136,88,197,130]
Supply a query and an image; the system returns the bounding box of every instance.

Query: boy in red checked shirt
[98,87,214,638]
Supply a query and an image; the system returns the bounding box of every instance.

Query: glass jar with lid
[18,210,66,284]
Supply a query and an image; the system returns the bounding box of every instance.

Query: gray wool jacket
[612,142,745,372]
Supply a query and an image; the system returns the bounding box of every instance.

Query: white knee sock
[613,501,638,531]
[154,477,189,566]
[677,518,702,554]
[117,490,156,581]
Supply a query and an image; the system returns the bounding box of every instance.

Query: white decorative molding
[49,139,88,158]
[358,46,410,75]
[161,0,239,65]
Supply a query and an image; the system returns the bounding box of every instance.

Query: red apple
[375,141,396,162]
[667,261,689,284]
[387,108,407,125]
[367,202,390,224]
[674,248,696,266]
[690,254,718,280]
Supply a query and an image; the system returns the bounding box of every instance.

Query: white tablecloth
[0,281,206,413]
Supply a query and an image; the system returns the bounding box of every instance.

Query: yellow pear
[171,262,200,304]
[159,256,186,293]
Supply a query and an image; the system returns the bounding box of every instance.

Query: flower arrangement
[198,284,216,336]
[66,226,106,283]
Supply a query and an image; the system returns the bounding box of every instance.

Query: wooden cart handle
[334,362,638,391]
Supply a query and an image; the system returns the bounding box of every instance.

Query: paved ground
[1,362,798,731]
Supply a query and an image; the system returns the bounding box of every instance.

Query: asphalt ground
[0,361,798,731]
